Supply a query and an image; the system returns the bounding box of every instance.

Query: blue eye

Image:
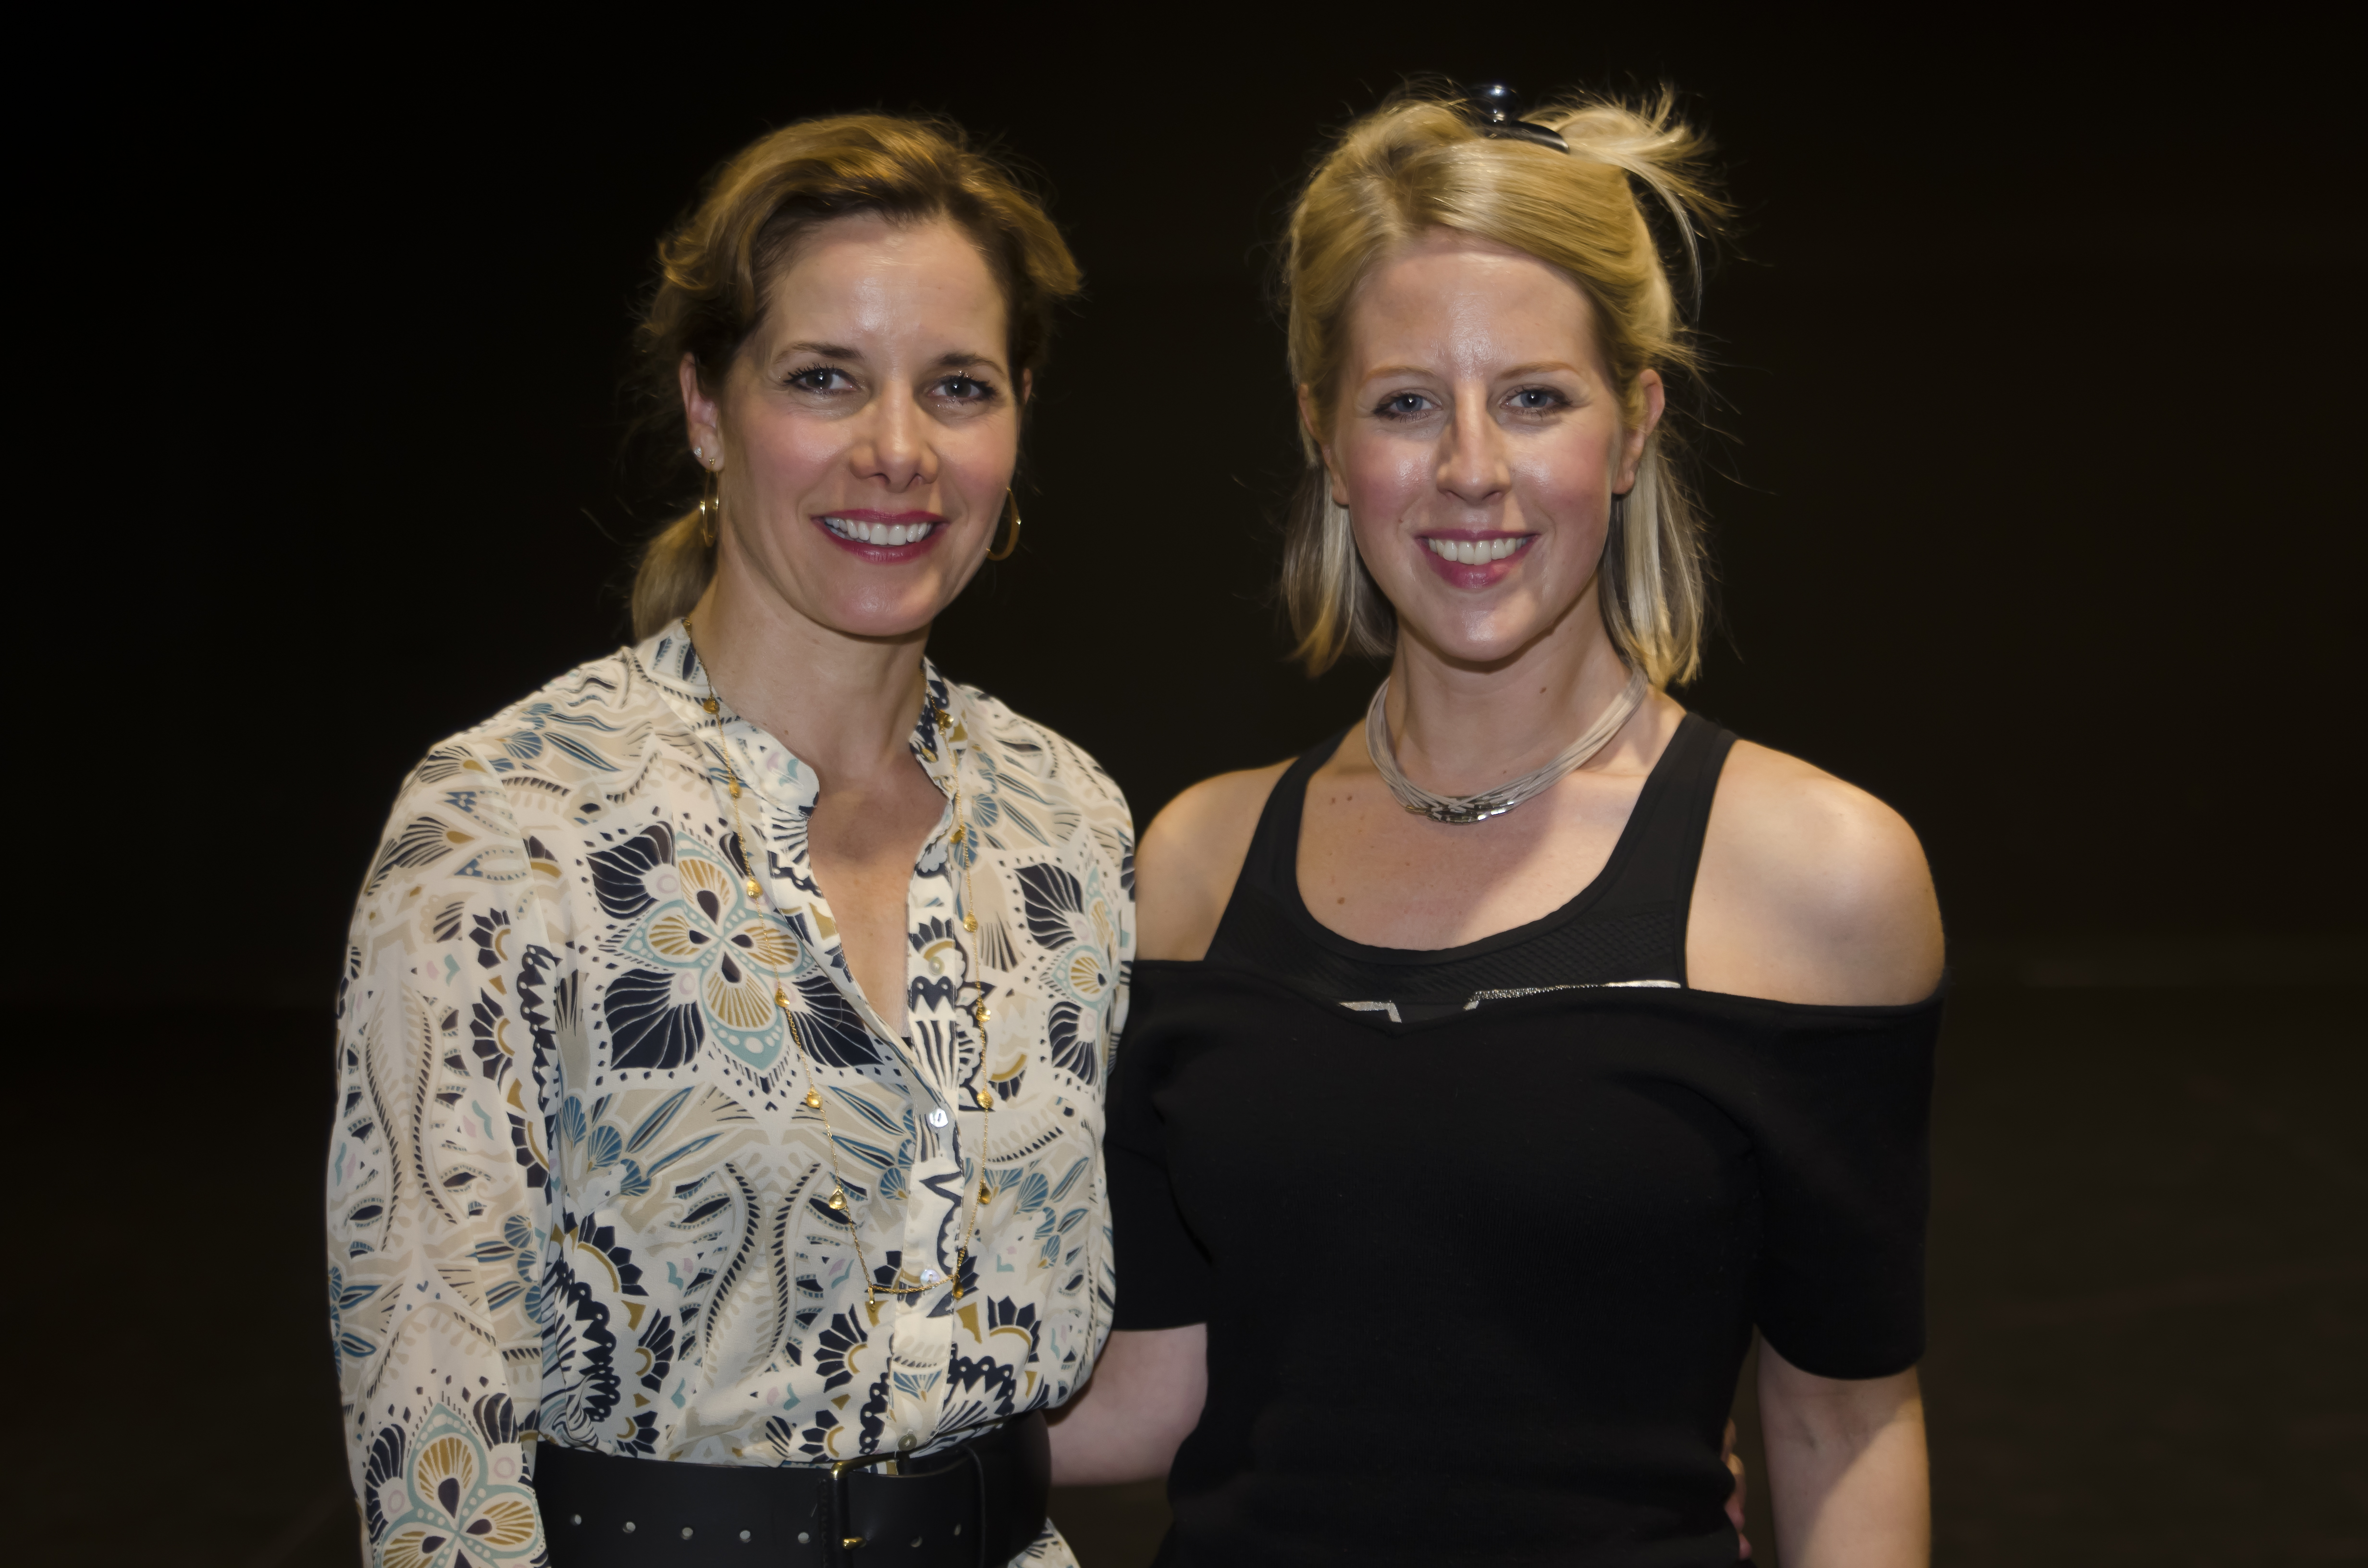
[1377,392,1431,418]
[1509,387,1566,410]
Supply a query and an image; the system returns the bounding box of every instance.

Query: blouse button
[927,1108,950,1128]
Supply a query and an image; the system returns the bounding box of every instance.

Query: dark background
[19,12,2363,1566]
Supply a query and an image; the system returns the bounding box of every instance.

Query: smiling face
[681,211,1022,642]
[1312,228,1662,669]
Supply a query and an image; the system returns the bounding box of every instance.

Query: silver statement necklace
[1365,665,1650,824]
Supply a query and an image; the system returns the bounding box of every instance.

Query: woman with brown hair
[1051,87,1942,1566]
[328,115,1132,1567]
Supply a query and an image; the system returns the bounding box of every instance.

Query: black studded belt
[533,1413,1050,1568]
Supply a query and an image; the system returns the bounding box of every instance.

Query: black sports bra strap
[1213,730,1350,949]
[1650,716,1739,984]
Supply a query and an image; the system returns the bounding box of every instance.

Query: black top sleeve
[1104,967,1215,1330]
[1740,997,1940,1380]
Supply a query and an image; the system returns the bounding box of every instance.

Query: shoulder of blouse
[950,681,1133,828]
[395,642,681,801]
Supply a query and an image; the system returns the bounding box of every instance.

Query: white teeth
[1426,537,1526,564]
[824,517,934,546]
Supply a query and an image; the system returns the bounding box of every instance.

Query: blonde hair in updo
[1281,88,1727,684]
[628,114,1081,640]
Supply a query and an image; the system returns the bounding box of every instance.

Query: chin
[1395,600,1554,668]
[817,585,953,641]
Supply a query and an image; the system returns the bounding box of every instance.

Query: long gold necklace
[684,619,995,1306]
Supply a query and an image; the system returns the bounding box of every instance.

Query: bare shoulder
[1135,761,1295,962]
[1689,739,1944,1006]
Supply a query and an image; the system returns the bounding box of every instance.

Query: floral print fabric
[327,621,1134,1567]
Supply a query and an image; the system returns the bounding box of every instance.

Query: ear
[1616,370,1666,495]
[1020,368,1034,405]
[680,353,724,464]
[1296,385,1349,507]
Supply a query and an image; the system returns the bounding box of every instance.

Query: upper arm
[1689,741,1943,1006]
[1135,762,1292,962]
[332,753,557,1533]
[1048,1323,1209,1484]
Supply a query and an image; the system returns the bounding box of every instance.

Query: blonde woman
[1050,88,1942,1567]
[329,116,1133,1567]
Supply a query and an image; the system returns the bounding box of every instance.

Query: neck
[1381,585,1642,795]
[685,569,930,792]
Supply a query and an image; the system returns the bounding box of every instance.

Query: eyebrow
[927,348,1007,374]
[1360,360,1588,381]
[778,342,1008,375]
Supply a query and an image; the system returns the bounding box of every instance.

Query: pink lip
[1416,530,1534,588]
[812,509,949,562]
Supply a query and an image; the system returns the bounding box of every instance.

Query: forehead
[757,211,1008,348]
[1346,227,1598,367]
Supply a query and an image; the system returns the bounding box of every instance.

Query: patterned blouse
[326,620,1135,1567]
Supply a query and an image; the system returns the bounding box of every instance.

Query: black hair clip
[1468,83,1569,153]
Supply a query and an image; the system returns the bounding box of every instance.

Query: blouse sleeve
[326,745,557,1565]
[1747,998,1942,1381]
[1103,965,1215,1331]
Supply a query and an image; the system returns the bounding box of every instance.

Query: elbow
[1758,1345,1925,1457]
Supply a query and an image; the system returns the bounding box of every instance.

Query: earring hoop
[697,469,721,548]
[986,489,1023,561]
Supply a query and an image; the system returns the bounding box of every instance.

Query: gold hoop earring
[697,469,721,548]
[987,488,1022,561]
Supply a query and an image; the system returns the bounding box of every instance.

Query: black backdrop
[74,16,2356,1012]
[17,15,2364,1567]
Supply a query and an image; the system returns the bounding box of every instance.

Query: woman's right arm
[328,749,556,1565]
[1048,1324,1209,1484]
[1051,765,1284,1484]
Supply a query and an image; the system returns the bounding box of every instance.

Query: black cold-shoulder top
[1106,716,1942,1567]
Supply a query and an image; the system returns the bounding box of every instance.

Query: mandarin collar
[639,618,973,808]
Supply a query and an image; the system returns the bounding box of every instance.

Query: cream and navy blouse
[327,621,1134,1567]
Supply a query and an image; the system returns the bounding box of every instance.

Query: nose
[1435,392,1508,506]
[849,383,937,492]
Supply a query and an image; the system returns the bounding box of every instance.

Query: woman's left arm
[1689,739,1944,1008]
[1758,1343,1928,1568]
[1695,738,1943,1567]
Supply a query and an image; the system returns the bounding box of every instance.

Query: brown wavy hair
[629,114,1083,639]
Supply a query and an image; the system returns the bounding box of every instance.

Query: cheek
[941,423,1020,502]
[739,414,842,501]
[1339,437,1427,508]
[1512,429,1616,511]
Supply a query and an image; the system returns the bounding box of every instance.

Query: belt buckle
[827,1449,901,1555]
